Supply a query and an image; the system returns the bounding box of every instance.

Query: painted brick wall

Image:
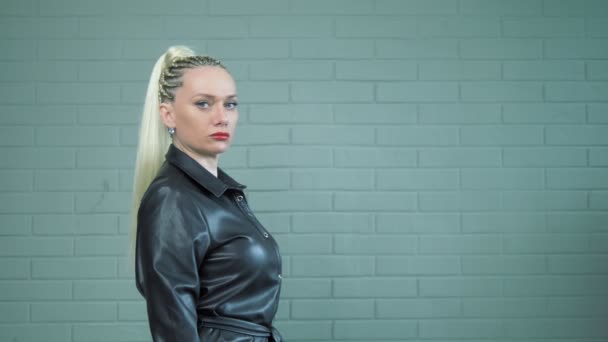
[1,0,608,341]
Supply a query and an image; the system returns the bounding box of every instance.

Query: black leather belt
[200,316,282,342]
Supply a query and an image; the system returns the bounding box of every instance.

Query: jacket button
[236,195,243,201]
[278,274,282,280]
[263,232,269,238]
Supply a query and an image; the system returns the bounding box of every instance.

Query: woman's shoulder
[139,162,198,210]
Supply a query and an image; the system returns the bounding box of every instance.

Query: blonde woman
[130,46,283,342]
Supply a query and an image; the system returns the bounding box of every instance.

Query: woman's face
[161,65,239,159]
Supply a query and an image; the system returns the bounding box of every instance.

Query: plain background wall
[1,0,608,341]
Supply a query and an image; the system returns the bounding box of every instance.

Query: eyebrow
[192,93,237,100]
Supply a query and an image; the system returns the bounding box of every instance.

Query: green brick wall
[1,0,608,341]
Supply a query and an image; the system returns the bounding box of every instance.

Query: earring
[168,127,175,137]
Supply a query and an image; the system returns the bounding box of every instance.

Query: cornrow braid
[158,55,226,103]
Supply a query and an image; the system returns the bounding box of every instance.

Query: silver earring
[168,127,175,137]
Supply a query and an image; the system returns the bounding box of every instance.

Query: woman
[130,46,283,342]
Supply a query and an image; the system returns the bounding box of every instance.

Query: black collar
[165,144,246,197]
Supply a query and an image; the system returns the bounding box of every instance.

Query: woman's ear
[159,102,176,128]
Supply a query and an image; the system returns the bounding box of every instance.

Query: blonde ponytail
[127,45,197,266]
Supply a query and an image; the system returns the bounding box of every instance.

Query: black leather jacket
[135,144,283,341]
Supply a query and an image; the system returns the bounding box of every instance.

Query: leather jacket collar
[165,144,246,197]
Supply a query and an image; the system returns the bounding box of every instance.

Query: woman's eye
[225,102,238,109]
[196,101,209,108]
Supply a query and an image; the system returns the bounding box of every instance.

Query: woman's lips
[210,132,230,140]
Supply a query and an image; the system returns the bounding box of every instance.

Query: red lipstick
[210,132,230,140]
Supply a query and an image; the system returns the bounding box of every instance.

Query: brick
[336,60,417,80]
[419,17,500,37]
[377,169,459,190]
[0,84,34,104]
[419,148,501,167]
[0,303,28,322]
[0,193,73,214]
[76,147,135,169]
[292,126,374,145]
[375,0,458,14]
[549,297,608,317]
[377,298,460,318]
[292,213,373,233]
[292,39,374,58]
[377,126,459,146]
[504,61,585,81]
[587,18,608,37]
[166,16,248,39]
[334,320,418,340]
[333,277,417,297]
[32,257,116,279]
[273,321,331,340]
[502,191,587,210]
[281,278,331,298]
[503,18,584,37]
[228,169,289,190]
[79,16,163,39]
[0,280,71,300]
[548,168,608,189]
[461,81,543,102]
[248,104,332,123]
[75,192,131,213]
[591,148,608,165]
[588,61,608,80]
[420,235,501,254]
[377,213,460,233]
[0,324,70,342]
[504,147,586,166]
[248,191,332,212]
[0,61,77,82]
[460,39,542,59]
[36,126,119,146]
[461,0,541,14]
[335,104,417,123]
[38,39,122,60]
[32,302,116,322]
[590,191,608,209]
[376,39,459,58]
[547,82,608,102]
[0,236,73,256]
[72,323,150,342]
[336,16,416,38]
[504,276,608,296]
[434,323,517,342]
[207,39,289,59]
[249,146,332,167]
[78,62,150,83]
[548,212,608,233]
[118,302,146,321]
[74,280,140,300]
[292,169,373,190]
[254,213,290,233]
[463,213,546,233]
[251,16,331,37]
[232,125,290,146]
[119,125,139,146]
[504,318,608,338]
[291,299,373,319]
[377,256,460,275]
[0,105,76,125]
[39,0,111,15]
[463,298,547,318]
[503,103,585,123]
[33,214,118,235]
[0,258,29,279]
[462,168,544,190]
[249,61,332,80]
[503,234,590,254]
[0,215,31,235]
[334,191,417,211]
[463,256,546,275]
[461,126,543,146]
[1,0,36,15]
[290,0,373,14]
[546,126,608,145]
[209,0,287,14]
[35,170,118,191]
[0,127,33,146]
[548,256,608,274]
[420,61,500,80]
[273,234,332,254]
[121,40,204,60]
[377,82,459,102]
[420,277,501,296]
[335,235,417,255]
[0,40,36,61]
[419,191,501,211]
[546,39,608,58]
[77,105,140,125]
[105,0,208,15]
[0,170,32,191]
[75,236,129,256]
[291,82,374,103]
[334,147,417,167]
[291,256,373,276]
